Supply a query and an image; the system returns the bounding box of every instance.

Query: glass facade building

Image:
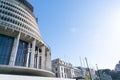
[0,0,54,77]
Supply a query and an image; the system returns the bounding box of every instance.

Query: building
[73,67,84,78]
[0,0,54,77]
[52,58,73,78]
[73,67,96,80]
[115,61,120,71]
[75,67,86,78]
[52,58,84,79]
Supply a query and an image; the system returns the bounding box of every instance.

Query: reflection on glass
[15,40,28,66]
[0,34,14,65]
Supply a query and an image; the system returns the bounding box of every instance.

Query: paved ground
[0,74,75,80]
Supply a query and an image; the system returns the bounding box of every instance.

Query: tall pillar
[9,32,21,66]
[26,43,30,67]
[46,50,51,71]
[41,46,46,69]
[30,39,36,68]
[37,48,40,69]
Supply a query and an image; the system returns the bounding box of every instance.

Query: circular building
[0,0,54,77]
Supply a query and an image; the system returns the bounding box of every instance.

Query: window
[15,40,28,66]
[55,67,57,71]
[56,73,58,77]
[39,56,41,69]
[39,48,42,53]
[0,34,14,65]
[28,52,31,67]
[34,53,37,68]
[62,73,64,78]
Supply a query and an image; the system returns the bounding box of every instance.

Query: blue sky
[28,0,120,69]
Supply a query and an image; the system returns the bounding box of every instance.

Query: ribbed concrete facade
[0,0,53,77]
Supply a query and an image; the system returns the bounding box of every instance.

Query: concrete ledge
[0,65,54,77]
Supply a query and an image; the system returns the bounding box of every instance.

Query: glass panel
[39,56,41,69]
[0,34,14,65]
[28,52,31,67]
[15,40,28,67]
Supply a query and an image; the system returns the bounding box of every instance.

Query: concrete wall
[0,74,75,80]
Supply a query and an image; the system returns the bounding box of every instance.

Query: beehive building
[0,0,54,77]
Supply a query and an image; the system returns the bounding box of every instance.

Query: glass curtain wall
[0,34,14,65]
[15,40,28,66]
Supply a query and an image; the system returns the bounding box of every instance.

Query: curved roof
[15,0,33,12]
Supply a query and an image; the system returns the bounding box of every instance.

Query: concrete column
[26,43,30,67]
[48,51,52,71]
[37,48,40,69]
[60,66,62,78]
[30,39,36,68]
[46,50,51,71]
[41,46,46,69]
[9,32,21,66]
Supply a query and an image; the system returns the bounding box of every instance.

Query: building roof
[15,0,33,12]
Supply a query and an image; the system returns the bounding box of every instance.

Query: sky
[28,0,120,70]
